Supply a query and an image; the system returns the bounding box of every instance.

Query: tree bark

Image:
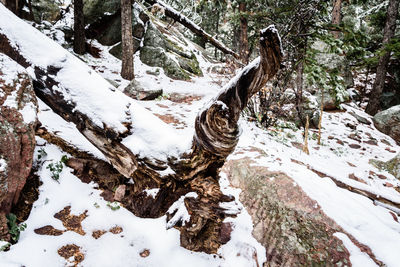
[121,0,134,80]
[0,6,282,252]
[331,0,342,38]
[4,0,18,14]
[365,0,399,115]
[73,0,86,55]
[144,0,239,59]
[239,2,249,63]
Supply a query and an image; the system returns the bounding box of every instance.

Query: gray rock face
[373,105,400,143]
[31,0,61,22]
[0,54,38,240]
[282,89,320,127]
[140,23,201,80]
[85,1,148,46]
[222,157,351,266]
[310,41,351,110]
[123,80,163,100]
[370,153,400,180]
[109,38,141,60]
[83,0,120,25]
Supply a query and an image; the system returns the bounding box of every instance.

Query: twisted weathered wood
[0,7,282,253]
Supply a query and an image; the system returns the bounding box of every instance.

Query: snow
[0,139,265,267]
[334,233,377,267]
[37,99,107,161]
[0,53,37,124]
[1,2,400,266]
[0,158,6,173]
[167,192,198,228]
[144,188,160,199]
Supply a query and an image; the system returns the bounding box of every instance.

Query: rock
[83,0,120,25]
[0,54,38,233]
[316,89,350,111]
[86,2,147,46]
[140,23,201,80]
[105,78,119,88]
[96,11,145,46]
[349,111,371,125]
[310,41,351,110]
[31,0,61,23]
[123,80,163,100]
[370,153,400,180]
[109,38,141,60]
[140,46,190,80]
[373,105,400,143]
[222,158,351,266]
[282,89,320,127]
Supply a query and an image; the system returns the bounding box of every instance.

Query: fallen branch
[291,158,400,213]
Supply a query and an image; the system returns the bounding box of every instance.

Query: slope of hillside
[0,2,400,266]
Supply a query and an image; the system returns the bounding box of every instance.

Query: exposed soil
[11,171,41,223]
[58,244,85,266]
[54,206,88,236]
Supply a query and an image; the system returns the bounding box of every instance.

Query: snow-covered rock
[373,105,400,143]
[0,53,38,241]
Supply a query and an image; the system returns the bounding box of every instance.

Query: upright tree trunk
[121,0,134,80]
[238,2,249,64]
[331,0,342,38]
[365,0,399,115]
[73,0,86,55]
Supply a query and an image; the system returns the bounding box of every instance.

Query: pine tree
[73,0,86,55]
[365,0,399,115]
[121,0,134,80]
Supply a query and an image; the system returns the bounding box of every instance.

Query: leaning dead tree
[145,0,240,59]
[0,4,281,253]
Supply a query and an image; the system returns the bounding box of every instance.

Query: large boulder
[86,2,148,46]
[373,105,400,143]
[309,41,351,110]
[222,158,351,266]
[370,153,400,180]
[281,89,320,128]
[31,0,61,23]
[83,0,120,25]
[0,54,38,241]
[123,80,163,100]
[140,23,201,80]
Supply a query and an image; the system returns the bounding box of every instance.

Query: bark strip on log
[144,0,239,59]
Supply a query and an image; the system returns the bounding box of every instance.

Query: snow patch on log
[167,192,198,229]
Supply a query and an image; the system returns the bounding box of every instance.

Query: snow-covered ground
[1,2,400,266]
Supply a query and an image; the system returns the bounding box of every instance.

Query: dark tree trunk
[144,0,239,59]
[238,2,249,64]
[365,0,399,115]
[73,0,86,55]
[0,8,282,252]
[5,0,18,14]
[331,0,342,38]
[121,0,134,80]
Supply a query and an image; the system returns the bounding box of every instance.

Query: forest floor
[1,9,400,266]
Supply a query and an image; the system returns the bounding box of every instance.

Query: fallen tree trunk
[0,3,282,253]
[0,4,137,178]
[144,0,240,59]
